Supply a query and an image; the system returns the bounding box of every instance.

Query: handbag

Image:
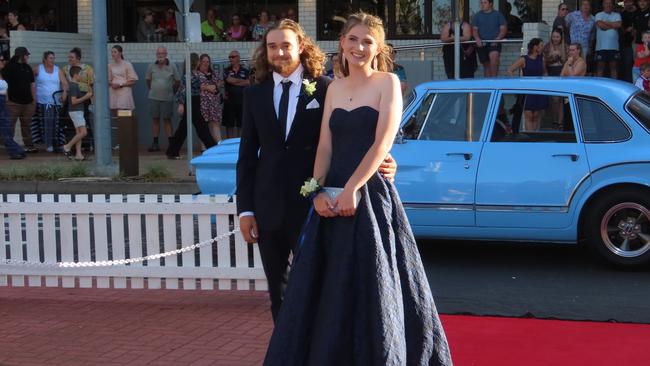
[322,187,361,206]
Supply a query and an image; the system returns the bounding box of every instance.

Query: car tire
[584,189,650,268]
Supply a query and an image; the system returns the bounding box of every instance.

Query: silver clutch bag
[322,187,361,205]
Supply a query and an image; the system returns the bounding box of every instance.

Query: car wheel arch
[577,183,650,240]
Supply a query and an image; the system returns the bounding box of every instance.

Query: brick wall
[10,31,92,64]
[522,22,551,48]
[542,0,561,25]
[77,0,93,34]
[299,0,317,38]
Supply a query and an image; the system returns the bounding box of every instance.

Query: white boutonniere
[302,79,317,97]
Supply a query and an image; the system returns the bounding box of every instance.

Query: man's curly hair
[252,19,326,84]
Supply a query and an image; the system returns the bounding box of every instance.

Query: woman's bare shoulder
[329,76,345,86]
[373,71,400,88]
[327,77,347,92]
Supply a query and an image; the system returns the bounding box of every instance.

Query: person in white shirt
[594,0,622,78]
[634,62,650,92]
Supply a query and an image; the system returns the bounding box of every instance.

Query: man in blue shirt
[566,0,596,59]
[472,0,508,77]
[223,50,250,138]
[595,0,622,78]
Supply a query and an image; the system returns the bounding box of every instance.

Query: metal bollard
[116,110,138,176]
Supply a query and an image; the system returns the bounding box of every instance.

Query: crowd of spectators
[0,43,257,161]
[137,6,298,43]
[8,1,650,160]
[438,0,650,92]
[0,46,98,160]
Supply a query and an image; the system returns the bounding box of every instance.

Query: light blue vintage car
[192,77,650,267]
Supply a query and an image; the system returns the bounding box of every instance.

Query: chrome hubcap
[600,202,650,258]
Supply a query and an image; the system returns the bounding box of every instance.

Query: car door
[475,91,591,229]
[391,90,494,227]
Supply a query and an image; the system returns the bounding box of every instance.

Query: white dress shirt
[272,64,304,140]
[239,64,305,219]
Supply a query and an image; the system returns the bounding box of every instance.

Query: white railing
[0,194,266,291]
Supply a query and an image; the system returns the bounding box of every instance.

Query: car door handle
[446,152,473,160]
[552,154,579,162]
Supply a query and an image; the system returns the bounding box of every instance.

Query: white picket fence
[0,194,266,291]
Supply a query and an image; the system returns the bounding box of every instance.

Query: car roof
[414,77,639,102]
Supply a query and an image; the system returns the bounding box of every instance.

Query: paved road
[419,240,650,324]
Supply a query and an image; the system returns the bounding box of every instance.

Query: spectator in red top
[634,31,650,82]
[159,8,178,41]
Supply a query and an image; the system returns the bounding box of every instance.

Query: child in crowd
[63,66,92,160]
[633,31,650,82]
[635,63,650,93]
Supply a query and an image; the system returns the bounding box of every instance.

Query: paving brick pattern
[3,285,650,365]
[0,287,272,366]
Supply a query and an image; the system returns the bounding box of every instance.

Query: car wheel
[585,190,650,268]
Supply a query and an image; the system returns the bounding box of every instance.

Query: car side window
[490,93,577,143]
[415,93,491,142]
[577,97,631,142]
[402,93,435,139]
[627,92,650,132]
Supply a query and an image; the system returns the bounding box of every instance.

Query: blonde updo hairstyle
[336,12,393,77]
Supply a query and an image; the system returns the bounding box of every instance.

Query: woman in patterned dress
[195,53,223,145]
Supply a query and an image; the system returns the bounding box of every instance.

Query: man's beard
[269,56,300,75]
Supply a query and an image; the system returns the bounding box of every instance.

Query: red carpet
[442,315,650,366]
[2,287,650,365]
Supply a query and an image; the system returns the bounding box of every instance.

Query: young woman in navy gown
[264,12,453,366]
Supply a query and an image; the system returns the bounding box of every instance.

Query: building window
[318,0,537,40]
[0,0,78,33]
[108,0,298,42]
[204,1,299,41]
[318,0,389,40]
[396,0,429,36]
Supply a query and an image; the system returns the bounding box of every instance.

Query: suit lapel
[287,83,308,143]
[262,79,285,140]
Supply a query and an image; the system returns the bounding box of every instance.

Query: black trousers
[222,102,243,128]
[166,96,216,156]
[258,219,303,323]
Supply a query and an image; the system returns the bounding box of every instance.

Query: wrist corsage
[300,177,322,199]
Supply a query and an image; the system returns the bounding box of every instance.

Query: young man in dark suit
[237,19,396,322]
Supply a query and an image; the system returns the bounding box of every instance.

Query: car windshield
[626,92,650,133]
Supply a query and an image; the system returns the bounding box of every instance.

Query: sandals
[63,148,73,160]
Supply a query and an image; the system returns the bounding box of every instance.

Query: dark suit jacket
[237,75,330,231]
